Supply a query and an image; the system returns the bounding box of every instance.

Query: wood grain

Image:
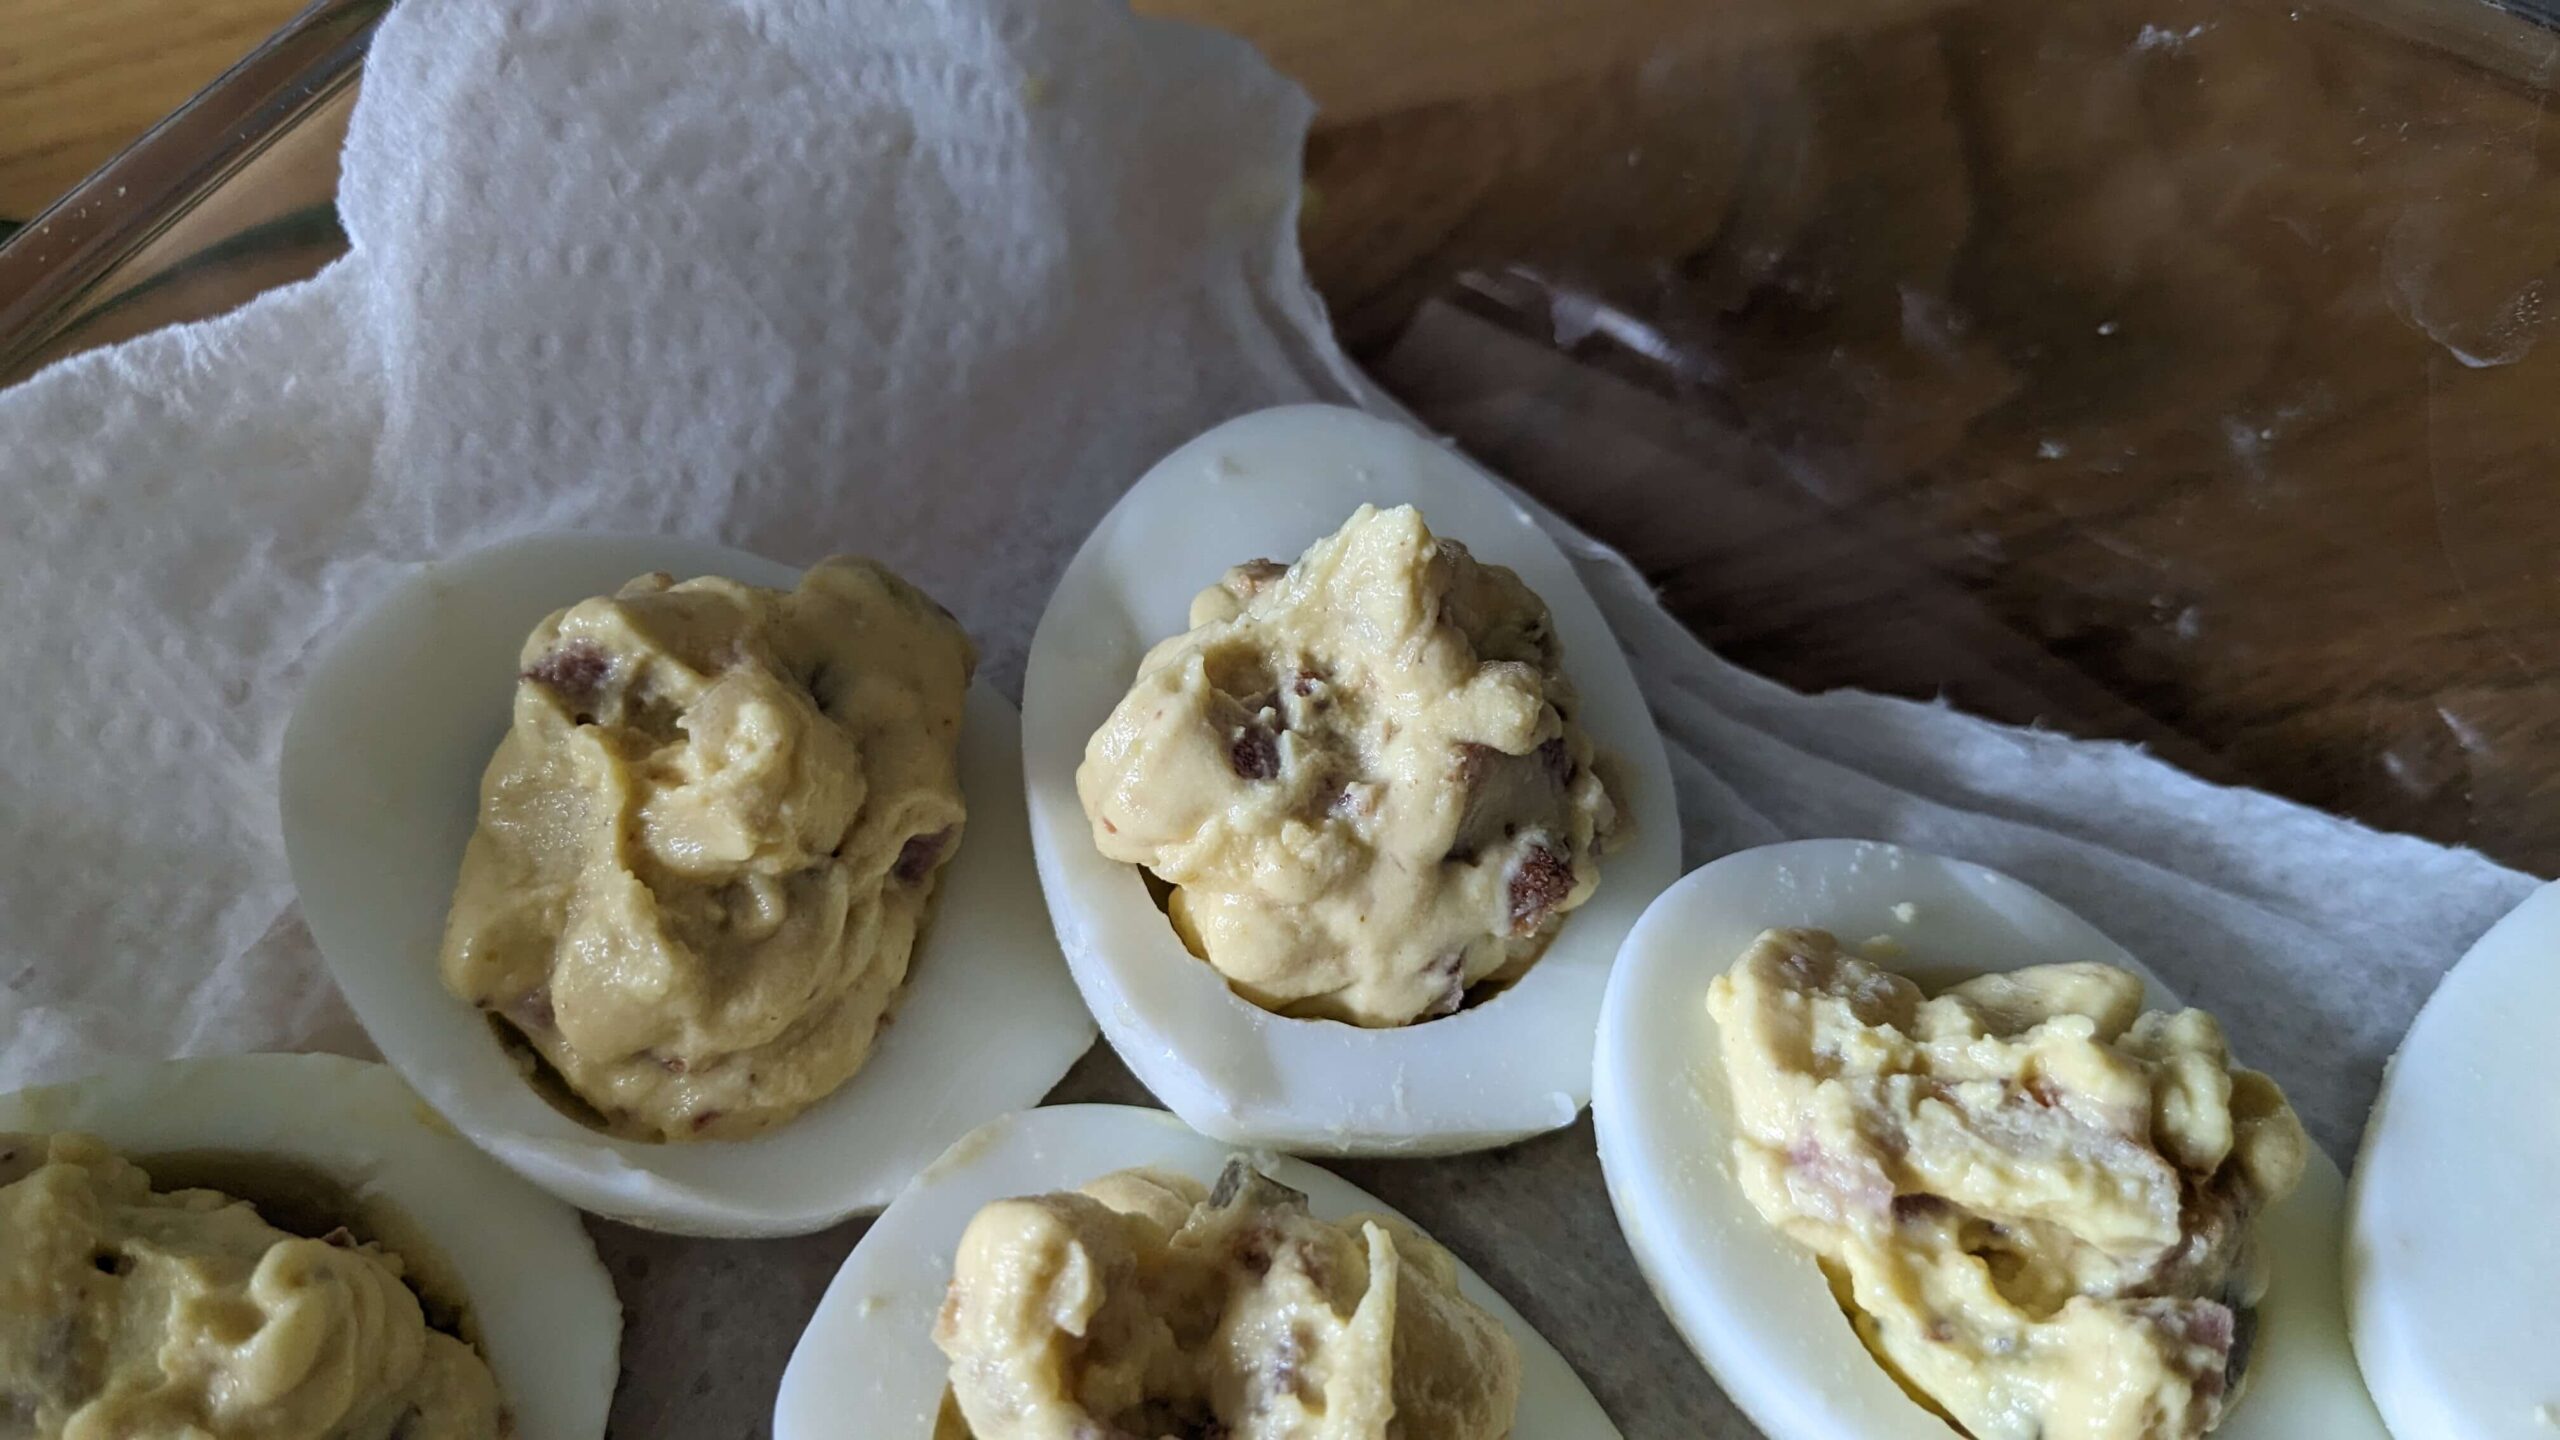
[0,0,310,219]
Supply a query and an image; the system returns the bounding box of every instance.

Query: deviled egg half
[280,534,1094,1236]
[1594,841,2386,1440]
[1022,406,1680,1154]
[2350,877,2560,1440]
[771,1104,1619,1439]
[0,1053,617,1439]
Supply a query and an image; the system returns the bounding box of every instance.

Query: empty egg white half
[0,1052,619,1440]
[771,1102,1620,1438]
[1020,405,1682,1154]
[279,533,1096,1236]
[2350,877,2560,1440]
[1593,839,2387,1440]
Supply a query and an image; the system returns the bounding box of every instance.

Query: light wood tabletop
[0,0,308,221]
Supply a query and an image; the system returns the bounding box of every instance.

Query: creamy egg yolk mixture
[440,559,975,1142]
[1708,929,2309,1440]
[0,1134,502,1440]
[933,1159,1519,1440]
[1077,504,1621,1026]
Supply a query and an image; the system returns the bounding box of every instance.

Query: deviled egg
[1022,406,1680,1153]
[2349,877,2560,1440]
[280,534,1094,1235]
[1594,841,2387,1440]
[0,1052,617,1440]
[771,1103,1619,1439]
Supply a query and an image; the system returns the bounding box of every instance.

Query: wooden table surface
[10,0,2560,875]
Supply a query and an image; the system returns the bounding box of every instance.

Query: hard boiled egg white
[0,1053,618,1440]
[1593,839,2387,1440]
[2350,877,2560,1440]
[771,1102,1619,1438]
[1021,405,1681,1154]
[279,533,1095,1236]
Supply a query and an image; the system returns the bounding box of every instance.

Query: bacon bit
[1210,1158,1252,1208]
[1786,1135,1895,1215]
[504,987,556,1031]
[893,826,958,883]
[2026,1075,2065,1109]
[690,1110,724,1133]
[1290,1240,1334,1293]
[1230,558,1287,595]
[1236,1220,1278,1276]
[1291,668,1323,697]
[1506,842,1573,935]
[658,1054,687,1076]
[1229,725,1280,781]
[522,642,611,710]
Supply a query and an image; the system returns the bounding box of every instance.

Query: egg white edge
[2347,876,2560,1440]
[1019,404,1682,1155]
[0,1052,620,1440]
[772,1102,1620,1438]
[1590,838,2386,1440]
[279,532,1097,1237]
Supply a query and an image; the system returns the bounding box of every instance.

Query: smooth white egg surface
[1593,839,2387,1440]
[279,533,1095,1236]
[2350,878,2560,1440]
[772,1102,1619,1438]
[0,1052,618,1440]
[1020,405,1681,1154]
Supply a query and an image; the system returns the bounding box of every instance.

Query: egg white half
[279,533,1096,1236]
[0,1052,618,1440]
[1593,839,2386,1440]
[1020,405,1681,1154]
[772,1102,1619,1438]
[2350,877,2560,1440]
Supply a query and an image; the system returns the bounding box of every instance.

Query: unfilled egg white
[2350,878,2560,1440]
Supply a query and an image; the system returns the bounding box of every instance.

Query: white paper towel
[0,0,2532,1195]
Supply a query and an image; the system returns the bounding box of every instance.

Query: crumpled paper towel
[0,0,2537,1431]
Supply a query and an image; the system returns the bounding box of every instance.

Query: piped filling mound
[440,558,976,1142]
[1078,504,1621,1026]
[0,1133,504,1440]
[933,1158,1520,1439]
[1707,930,2309,1440]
